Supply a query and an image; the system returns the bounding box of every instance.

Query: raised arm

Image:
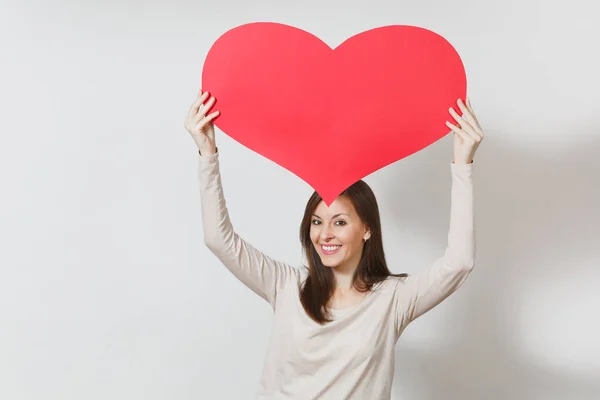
[185,90,298,308]
[394,161,475,329]
[394,98,483,332]
[198,151,299,307]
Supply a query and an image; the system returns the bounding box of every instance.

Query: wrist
[453,158,473,164]
[198,146,217,156]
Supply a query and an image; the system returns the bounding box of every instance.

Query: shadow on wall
[379,126,600,400]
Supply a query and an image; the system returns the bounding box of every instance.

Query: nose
[319,225,335,242]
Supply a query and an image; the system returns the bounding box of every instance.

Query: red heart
[202,22,466,204]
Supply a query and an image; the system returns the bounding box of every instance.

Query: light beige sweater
[198,151,475,399]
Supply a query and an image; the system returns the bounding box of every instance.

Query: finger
[466,97,474,114]
[466,98,482,131]
[188,91,210,118]
[188,93,208,121]
[461,120,483,142]
[449,107,481,141]
[465,100,484,142]
[457,99,482,134]
[448,107,471,130]
[204,110,220,122]
[449,107,477,137]
[194,96,216,124]
[446,121,474,144]
[196,110,220,130]
[452,110,480,141]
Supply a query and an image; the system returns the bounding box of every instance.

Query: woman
[185,90,483,399]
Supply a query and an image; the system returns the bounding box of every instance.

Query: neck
[331,254,362,291]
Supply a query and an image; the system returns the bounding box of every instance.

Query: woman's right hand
[184,90,220,155]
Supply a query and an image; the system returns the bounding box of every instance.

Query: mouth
[320,244,342,255]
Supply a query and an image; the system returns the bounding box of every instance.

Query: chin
[318,255,342,268]
[318,257,334,267]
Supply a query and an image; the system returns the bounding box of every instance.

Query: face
[310,195,371,271]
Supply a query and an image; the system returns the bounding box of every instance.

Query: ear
[363,230,371,241]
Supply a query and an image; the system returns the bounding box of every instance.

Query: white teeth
[322,245,341,251]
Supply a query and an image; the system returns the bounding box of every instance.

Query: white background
[1,0,599,399]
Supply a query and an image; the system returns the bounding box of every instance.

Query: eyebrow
[311,213,349,219]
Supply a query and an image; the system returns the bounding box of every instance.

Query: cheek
[309,226,319,243]
[342,229,364,246]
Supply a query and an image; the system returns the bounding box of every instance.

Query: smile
[321,245,342,255]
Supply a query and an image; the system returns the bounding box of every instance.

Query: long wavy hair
[299,180,408,324]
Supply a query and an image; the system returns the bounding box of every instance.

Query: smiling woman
[185,89,482,399]
[300,179,408,323]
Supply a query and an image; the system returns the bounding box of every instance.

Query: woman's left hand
[446,98,484,164]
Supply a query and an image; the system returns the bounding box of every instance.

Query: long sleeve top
[198,151,475,399]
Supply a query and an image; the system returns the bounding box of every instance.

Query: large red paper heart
[202,22,466,204]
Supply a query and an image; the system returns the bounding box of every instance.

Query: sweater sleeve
[394,161,475,332]
[198,151,300,309]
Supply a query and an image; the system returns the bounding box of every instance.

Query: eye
[335,220,347,226]
[311,219,321,225]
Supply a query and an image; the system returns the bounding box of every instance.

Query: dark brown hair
[299,179,407,324]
